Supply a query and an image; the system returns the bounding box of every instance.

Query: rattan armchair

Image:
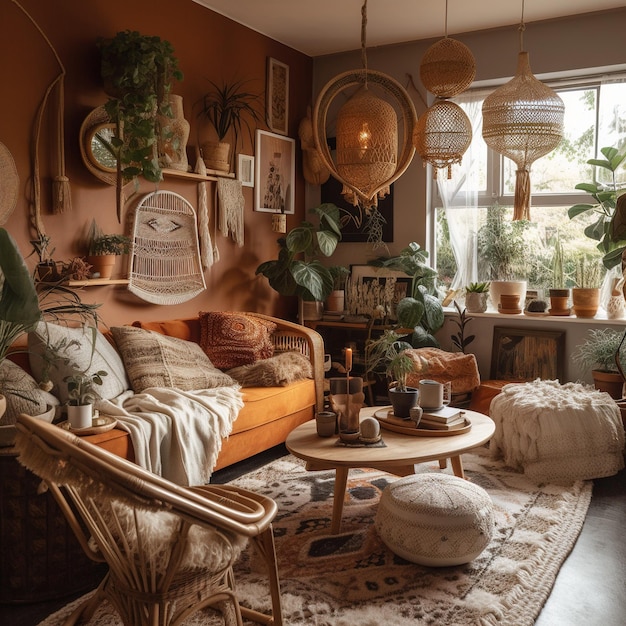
[14,413,283,626]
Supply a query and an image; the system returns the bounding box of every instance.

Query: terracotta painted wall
[1,0,312,326]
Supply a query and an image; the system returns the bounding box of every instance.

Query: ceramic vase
[489,280,527,311]
[158,94,190,172]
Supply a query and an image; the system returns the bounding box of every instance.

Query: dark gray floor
[2,445,624,626]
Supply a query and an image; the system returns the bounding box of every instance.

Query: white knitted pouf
[375,473,494,566]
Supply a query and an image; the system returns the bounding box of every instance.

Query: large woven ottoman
[489,380,625,484]
[375,473,494,566]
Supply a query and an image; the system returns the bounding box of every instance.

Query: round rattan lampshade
[313,69,417,206]
[336,86,398,201]
[482,51,564,220]
[413,100,472,179]
[420,37,476,98]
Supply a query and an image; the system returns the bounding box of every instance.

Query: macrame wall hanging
[194,148,217,268]
[129,190,206,305]
[12,0,71,229]
[216,178,245,247]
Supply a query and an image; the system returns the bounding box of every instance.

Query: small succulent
[465,281,490,293]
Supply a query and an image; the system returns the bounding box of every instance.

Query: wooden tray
[374,408,472,437]
[59,415,117,436]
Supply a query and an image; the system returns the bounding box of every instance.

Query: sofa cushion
[28,322,130,404]
[111,325,235,393]
[199,311,276,370]
[0,360,60,425]
[227,351,312,387]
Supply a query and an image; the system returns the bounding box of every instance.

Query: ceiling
[194,0,625,57]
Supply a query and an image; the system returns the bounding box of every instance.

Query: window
[434,73,626,298]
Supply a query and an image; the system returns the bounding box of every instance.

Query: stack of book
[419,406,466,430]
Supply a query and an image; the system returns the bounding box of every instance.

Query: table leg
[331,466,349,534]
[450,455,465,479]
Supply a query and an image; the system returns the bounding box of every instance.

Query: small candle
[345,347,352,371]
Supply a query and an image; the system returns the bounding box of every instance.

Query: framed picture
[320,138,394,242]
[349,265,411,320]
[490,327,565,381]
[266,57,289,135]
[237,154,254,187]
[255,129,295,213]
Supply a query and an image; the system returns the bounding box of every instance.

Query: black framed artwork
[320,138,394,243]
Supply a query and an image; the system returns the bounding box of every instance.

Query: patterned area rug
[39,449,592,626]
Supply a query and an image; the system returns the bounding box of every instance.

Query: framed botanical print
[254,129,295,213]
[266,57,289,135]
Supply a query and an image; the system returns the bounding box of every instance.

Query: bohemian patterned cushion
[199,311,276,370]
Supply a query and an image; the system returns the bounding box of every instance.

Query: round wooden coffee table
[285,406,495,533]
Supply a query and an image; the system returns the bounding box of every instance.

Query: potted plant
[464,281,490,313]
[198,79,261,172]
[64,369,107,429]
[256,203,342,320]
[369,242,445,348]
[86,219,132,279]
[326,266,350,313]
[366,329,418,417]
[571,255,604,318]
[568,146,626,270]
[97,30,184,219]
[29,232,60,282]
[572,328,625,399]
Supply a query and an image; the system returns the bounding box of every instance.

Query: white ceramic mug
[418,380,451,409]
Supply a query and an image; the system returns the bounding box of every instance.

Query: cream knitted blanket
[489,379,624,484]
[97,386,244,486]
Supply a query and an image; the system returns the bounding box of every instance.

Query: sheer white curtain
[435,91,486,291]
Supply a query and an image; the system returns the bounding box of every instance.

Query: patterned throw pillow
[110,325,236,393]
[0,359,60,426]
[28,322,130,404]
[199,312,276,370]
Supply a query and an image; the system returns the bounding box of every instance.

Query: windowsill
[443,307,626,325]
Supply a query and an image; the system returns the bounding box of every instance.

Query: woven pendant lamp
[414,1,476,179]
[413,100,472,178]
[482,3,564,220]
[313,0,416,207]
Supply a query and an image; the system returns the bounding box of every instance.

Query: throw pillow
[0,359,60,426]
[227,351,312,387]
[110,325,236,393]
[199,312,276,370]
[28,322,130,404]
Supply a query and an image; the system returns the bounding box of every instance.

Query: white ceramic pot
[67,404,93,430]
[489,280,527,311]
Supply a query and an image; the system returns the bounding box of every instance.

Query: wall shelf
[67,279,129,287]
[162,168,235,182]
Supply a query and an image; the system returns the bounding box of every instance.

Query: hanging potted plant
[197,79,261,173]
[86,219,132,280]
[97,30,183,220]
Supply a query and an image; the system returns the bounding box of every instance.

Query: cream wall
[311,8,626,384]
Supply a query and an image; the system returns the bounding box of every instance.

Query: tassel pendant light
[482,0,564,220]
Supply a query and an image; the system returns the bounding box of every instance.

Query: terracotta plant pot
[325,290,345,312]
[549,288,570,315]
[500,293,522,310]
[572,287,600,318]
[86,254,116,279]
[592,370,624,400]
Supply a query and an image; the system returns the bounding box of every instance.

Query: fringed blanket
[489,379,624,484]
[97,386,244,486]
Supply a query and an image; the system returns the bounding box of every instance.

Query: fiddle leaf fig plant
[568,146,626,269]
